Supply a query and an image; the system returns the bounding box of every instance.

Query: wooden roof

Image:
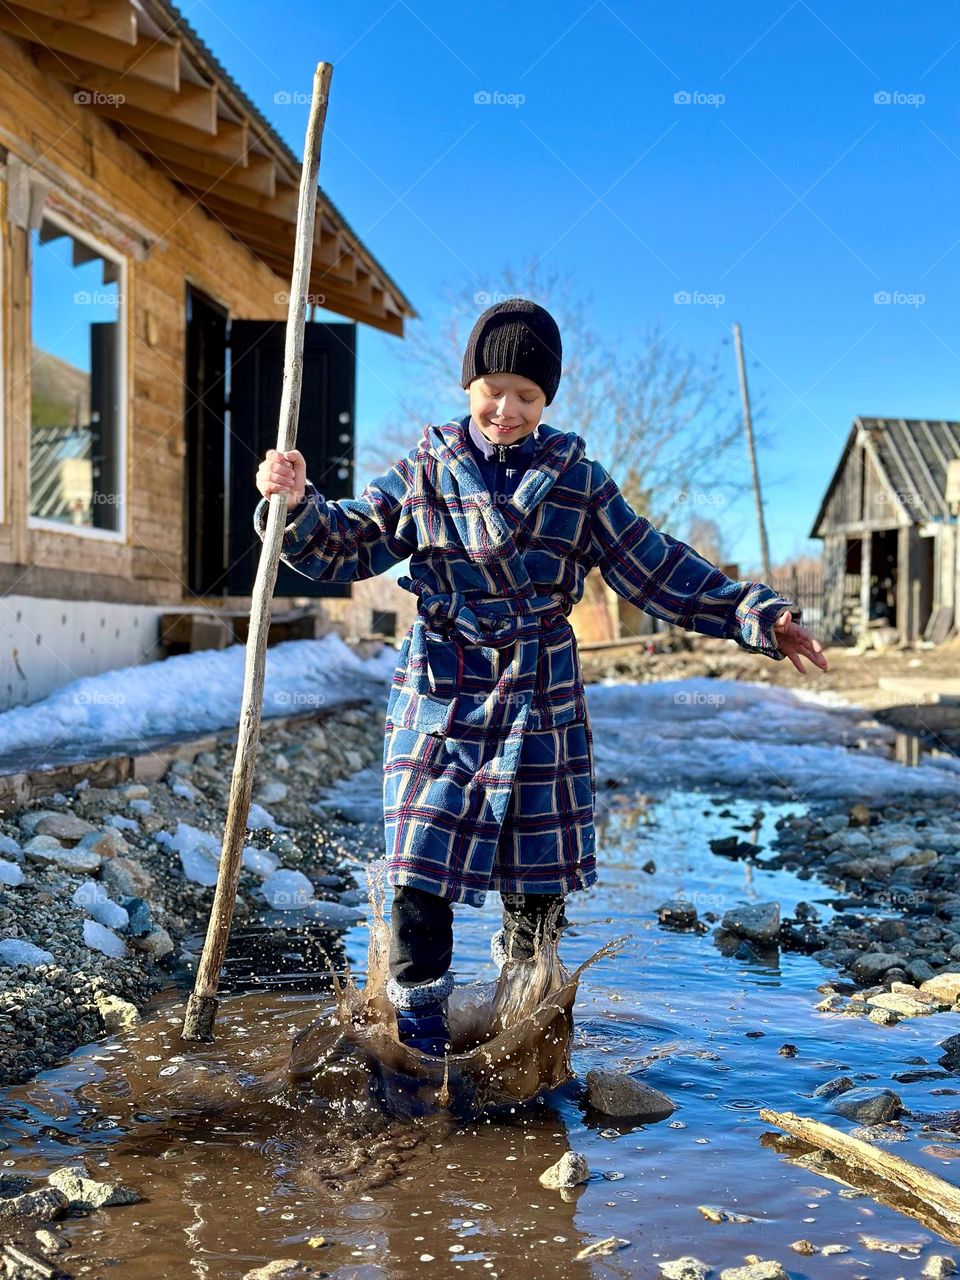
[2,0,416,335]
[810,417,960,537]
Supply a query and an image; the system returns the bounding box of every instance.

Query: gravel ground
[0,704,383,1088]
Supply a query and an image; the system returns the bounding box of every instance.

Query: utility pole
[733,322,772,581]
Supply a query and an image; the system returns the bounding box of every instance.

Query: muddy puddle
[3,788,960,1277]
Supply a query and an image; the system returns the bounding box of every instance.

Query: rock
[907,958,937,985]
[0,938,54,968]
[120,783,150,800]
[129,926,174,960]
[34,813,98,842]
[47,1164,140,1210]
[0,859,25,887]
[821,1244,849,1254]
[813,1075,853,1098]
[0,1186,68,1223]
[95,994,141,1033]
[242,1263,305,1280]
[849,803,871,826]
[719,1264,788,1280]
[698,1205,752,1223]
[82,919,127,959]
[585,1069,676,1119]
[923,974,960,1004]
[539,1151,589,1189]
[255,781,288,805]
[827,1087,902,1124]
[72,881,129,931]
[574,1237,629,1261]
[34,1227,67,1253]
[923,1257,957,1278]
[721,902,780,944]
[869,1007,900,1026]
[657,897,699,930]
[102,857,154,899]
[867,991,937,1017]
[24,836,101,874]
[18,809,66,837]
[76,828,127,859]
[121,897,153,937]
[261,869,315,910]
[660,1259,711,1280]
[852,952,909,984]
[790,1240,818,1254]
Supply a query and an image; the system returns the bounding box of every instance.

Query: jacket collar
[465,414,541,460]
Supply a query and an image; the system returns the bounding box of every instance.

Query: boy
[254,298,827,1057]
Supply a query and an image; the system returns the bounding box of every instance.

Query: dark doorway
[183,290,356,599]
[869,528,898,629]
[184,287,228,594]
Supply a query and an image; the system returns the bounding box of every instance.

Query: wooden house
[0,0,415,710]
[810,417,960,647]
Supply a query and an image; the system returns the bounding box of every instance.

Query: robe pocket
[530,630,581,728]
[391,685,458,738]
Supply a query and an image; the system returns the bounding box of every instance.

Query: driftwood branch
[761,1107,960,1237]
[180,62,333,1043]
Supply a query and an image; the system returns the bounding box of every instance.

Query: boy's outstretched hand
[773,609,829,674]
[256,448,307,505]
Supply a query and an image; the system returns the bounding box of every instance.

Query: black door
[184,288,228,593]
[225,320,356,598]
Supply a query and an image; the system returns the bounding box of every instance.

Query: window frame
[27,206,128,544]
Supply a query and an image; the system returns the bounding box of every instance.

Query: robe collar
[465,414,541,460]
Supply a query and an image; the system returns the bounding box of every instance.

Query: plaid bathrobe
[254,415,798,907]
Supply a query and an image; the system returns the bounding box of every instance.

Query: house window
[29,213,125,535]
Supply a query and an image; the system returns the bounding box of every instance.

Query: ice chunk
[260,869,315,910]
[242,846,280,878]
[0,938,53,967]
[72,881,130,931]
[128,798,153,817]
[105,814,140,832]
[0,834,21,858]
[156,823,220,887]
[246,803,284,832]
[0,860,24,887]
[82,919,127,958]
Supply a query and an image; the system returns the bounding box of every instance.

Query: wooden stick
[181,62,333,1042]
[760,1108,960,1225]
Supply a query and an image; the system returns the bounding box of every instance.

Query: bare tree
[362,260,752,529]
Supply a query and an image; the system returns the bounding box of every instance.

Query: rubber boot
[386,972,453,1056]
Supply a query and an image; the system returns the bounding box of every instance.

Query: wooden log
[760,1108,960,1225]
[180,62,333,1043]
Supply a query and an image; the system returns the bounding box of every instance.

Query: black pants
[389,885,568,986]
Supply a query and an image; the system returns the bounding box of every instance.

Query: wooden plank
[139,145,277,199]
[102,102,248,162]
[13,0,135,45]
[0,5,179,89]
[34,49,217,133]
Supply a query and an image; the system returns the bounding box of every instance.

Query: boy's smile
[466,371,546,446]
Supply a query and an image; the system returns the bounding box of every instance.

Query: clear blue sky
[187,1,957,574]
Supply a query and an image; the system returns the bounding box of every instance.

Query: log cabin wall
[0,28,289,609]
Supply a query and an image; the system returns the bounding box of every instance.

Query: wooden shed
[810,417,960,647]
[0,0,415,709]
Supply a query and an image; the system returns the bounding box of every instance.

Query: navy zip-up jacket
[462,413,541,504]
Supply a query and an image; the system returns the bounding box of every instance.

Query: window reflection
[30,215,123,533]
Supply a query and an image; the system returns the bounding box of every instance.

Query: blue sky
[187,1,958,574]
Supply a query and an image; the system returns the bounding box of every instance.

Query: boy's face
[466,372,546,446]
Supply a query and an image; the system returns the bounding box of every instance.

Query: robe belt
[397,576,568,647]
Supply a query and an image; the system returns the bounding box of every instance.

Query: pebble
[585,1069,676,1119]
[923,1256,958,1278]
[95,993,142,1033]
[0,858,25,887]
[23,837,101,874]
[34,813,98,842]
[574,1237,629,1261]
[718,1263,788,1280]
[660,1259,710,1280]
[48,1163,141,1210]
[721,902,781,944]
[539,1151,589,1189]
[241,1262,303,1280]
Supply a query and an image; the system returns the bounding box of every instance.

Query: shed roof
[810,417,960,537]
[1,0,416,335]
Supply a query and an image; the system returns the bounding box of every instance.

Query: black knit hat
[461,298,562,406]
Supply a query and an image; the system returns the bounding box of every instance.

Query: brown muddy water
[3,787,960,1278]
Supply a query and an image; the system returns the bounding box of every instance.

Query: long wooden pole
[732,322,772,581]
[181,62,333,1042]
